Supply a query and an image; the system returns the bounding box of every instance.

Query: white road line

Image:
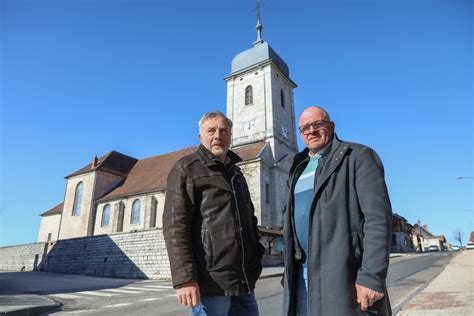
[141,285,174,289]
[139,298,161,302]
[78,290,116,297]
[104,303,132,308]
[102,288,142,294]
[50,293,82,299]
[125,286,166,292]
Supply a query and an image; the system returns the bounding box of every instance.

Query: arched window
[149,197,157,228]
[280,89,285,108]
[101,204,111,227]
[131,199,141,224]
[245,85,253,105]
[72,182,83,216]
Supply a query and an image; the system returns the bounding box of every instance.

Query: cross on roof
[253,2,264,22]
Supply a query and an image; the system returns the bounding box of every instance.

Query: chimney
[91,155,98,169]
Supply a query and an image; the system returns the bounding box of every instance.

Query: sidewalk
[397,250,474,316]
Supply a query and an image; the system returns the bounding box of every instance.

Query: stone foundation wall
[0,242,49,271]
[43,228,170,279]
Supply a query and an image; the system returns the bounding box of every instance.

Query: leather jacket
[163,145,265,297]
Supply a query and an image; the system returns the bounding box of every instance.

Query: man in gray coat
[282,106,392,316]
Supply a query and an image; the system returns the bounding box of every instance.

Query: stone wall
[43,228,170,279]
[0,242,49,271]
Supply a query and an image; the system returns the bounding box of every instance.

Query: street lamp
[456,176,474,179]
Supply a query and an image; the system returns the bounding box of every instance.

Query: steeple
[253,2,263,46]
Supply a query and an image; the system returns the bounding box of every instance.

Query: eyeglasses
[299,120,329,134]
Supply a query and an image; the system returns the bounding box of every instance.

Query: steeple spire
[253,2,264,46]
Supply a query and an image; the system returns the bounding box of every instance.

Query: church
[37,17,298,251]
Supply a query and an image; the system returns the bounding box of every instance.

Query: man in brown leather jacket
[163,111,264,316]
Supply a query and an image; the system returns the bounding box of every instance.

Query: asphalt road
[0,251,454,315]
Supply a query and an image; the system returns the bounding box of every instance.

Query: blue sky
[1,0,472,247]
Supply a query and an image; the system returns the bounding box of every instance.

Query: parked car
[427,245,440,252]
[452,245,460,251]
[466,242,474,250]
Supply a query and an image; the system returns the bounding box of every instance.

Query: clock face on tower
[243,120,256,135]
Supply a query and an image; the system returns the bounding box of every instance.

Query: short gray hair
[299,106,331,122]
[198,111,233,131]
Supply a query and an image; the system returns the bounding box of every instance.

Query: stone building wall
[226,66,269,147]
[43,228,170,279]
[59,172,96,240]
[38,213,61,242]
[94,192,166,234]
[239,160,263,225]
[0,242,49,271]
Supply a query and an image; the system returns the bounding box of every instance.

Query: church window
[265,183,270,204]
[150,197,157,228]
[280,89,285,108]
[245,85,253,105]
[101,204,111,227]
[131,199,141,224]
[72,182,83,216]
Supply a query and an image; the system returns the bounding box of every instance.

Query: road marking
[78,290,116,297]
[139,298,161,302]
[104,303,132,308]
[141,285,174,289]
[50,293,82,299]
[102,288,142,294]
[124,286,165,292]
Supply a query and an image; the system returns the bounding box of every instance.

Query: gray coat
[282,135,392,316]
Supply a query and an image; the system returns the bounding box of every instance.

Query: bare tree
[453,228,464,247]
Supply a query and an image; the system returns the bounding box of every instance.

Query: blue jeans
[191,292,259,316]
[296,266,308,316]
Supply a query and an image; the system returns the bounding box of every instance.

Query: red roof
[40,202,63,217]
[41,142,268,213]
[66,151,138,179]
[97,142,267,202]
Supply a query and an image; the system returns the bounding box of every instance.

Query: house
[390,213,415,253]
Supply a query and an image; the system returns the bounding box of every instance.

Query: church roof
[97,142,267,203]
[98,146,197,202]
[40,202,63,217]
[66,151,138,179]
[41,142,268,214]
[231,42,289,78]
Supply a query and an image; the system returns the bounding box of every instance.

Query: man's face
[199,116,231,161]
[298,108,335,153]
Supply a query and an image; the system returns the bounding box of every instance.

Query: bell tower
[224,11,297,163]
[225,7,298,227]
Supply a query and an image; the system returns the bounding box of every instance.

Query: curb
[259,273,284,280]
[0,302,62,316]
